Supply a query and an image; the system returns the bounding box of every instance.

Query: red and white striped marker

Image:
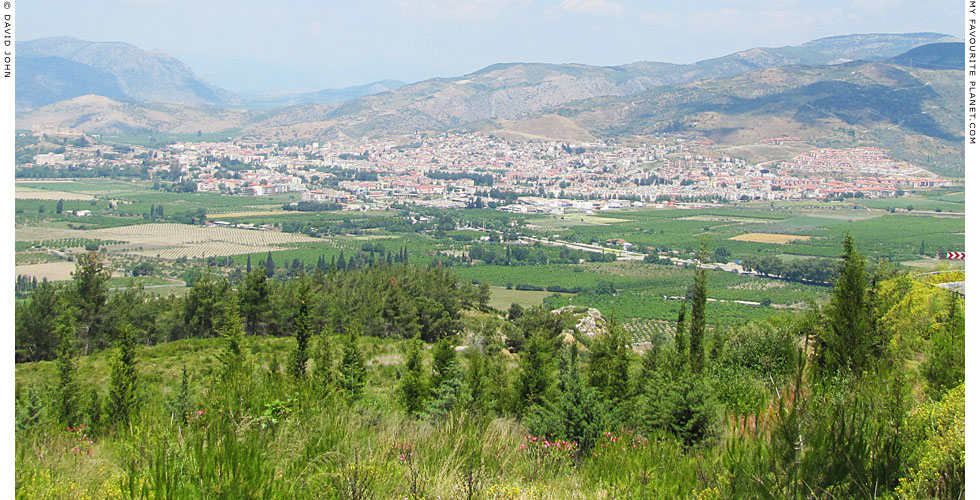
[947,251,965,260]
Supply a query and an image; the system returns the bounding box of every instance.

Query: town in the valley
[23,128,953,216]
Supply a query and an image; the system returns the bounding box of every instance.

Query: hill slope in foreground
[14,262,964,499]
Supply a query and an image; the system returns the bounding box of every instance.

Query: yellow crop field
[729,233,812,244]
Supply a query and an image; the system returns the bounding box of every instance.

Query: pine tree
[338,328,366,399]
[54,305,80,426]
[107,323,139,428]
[399,338,428,416]
[689,244,708,374]
[289,278,313,378]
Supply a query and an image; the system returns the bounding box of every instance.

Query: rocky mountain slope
[244,33,959,141]
[15,95,248,135]
[16,37,241,111]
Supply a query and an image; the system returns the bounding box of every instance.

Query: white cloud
[392,0,522,20]
[559,0,623,15]
[640,12,680,26]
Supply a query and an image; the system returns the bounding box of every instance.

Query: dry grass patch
[207,210,294,218]
[15,262,78,282]
[729,233,812,244]
[15,187,95,201]
[18,223,320,259]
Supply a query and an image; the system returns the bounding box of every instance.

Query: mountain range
[15,33,964,175]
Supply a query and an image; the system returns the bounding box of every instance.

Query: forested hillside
[14,235,964,499]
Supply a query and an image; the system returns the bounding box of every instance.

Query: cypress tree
[289,278,313,378]
[427,337,462,417]
[817,232,872,376]
[588,322,631,404]
[674,302,688,373]
[172,364,192,423]
[554,343,607,452]
[313,328,337,396]
[338,328,366,399]
[515,328,554,413]
[54,305,80,426]
[217,299,248,382]
[399,338,428,416]
[246,254,252,273]
[922,292,965,399]
[464,346,487,413]
[238,269,269,335]
[72,251,111,354]
[337,251,347,271]
[107,323,139,428]
[265,251,275,278]
[689,244,708,374]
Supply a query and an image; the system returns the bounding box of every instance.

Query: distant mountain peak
[16,37,241,112]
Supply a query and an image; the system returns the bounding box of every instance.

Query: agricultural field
[15,186,96,200]
[730,233,812,244]
[12,183,964,332]
[17,223,320,260]
[14,261,79,282]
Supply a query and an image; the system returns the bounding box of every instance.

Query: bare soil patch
[729,233,812,244]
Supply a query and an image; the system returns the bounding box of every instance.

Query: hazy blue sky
[20,0,963,92]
